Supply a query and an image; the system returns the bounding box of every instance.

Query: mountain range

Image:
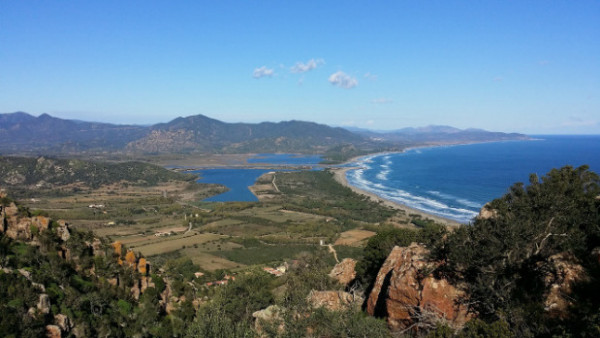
[0,112,529,156]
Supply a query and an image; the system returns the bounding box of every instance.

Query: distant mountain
[0,112,371,155]
[347,124,530,145]
[126,114,366,153]
[0,112,529,156]
[0,112,148,154]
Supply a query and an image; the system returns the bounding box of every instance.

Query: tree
[440,165,600,334]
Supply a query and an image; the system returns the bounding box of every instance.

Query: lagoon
[194,153,322,202]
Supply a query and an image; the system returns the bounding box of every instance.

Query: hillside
[0,156,197,198]
[1,165,599,336]
[126,114,369,154]
[0,112,149,154]
[0,112,529,157]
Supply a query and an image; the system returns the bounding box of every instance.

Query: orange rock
[328,258,357,287]
[138,257,147,275]
[366,243,471,332]
[46,325,61,338]
[33,216,50,232]
[125,250,137,268]
[112,241,122,256]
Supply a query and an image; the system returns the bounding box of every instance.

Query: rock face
[253,305,285,335]
[46,325,61,338]
[328,258,357,287]
[1,201,51,241]
[540,252,588,318]
[37,294,51,315]
[55,220,70,241]
[307,290,362,311]
[54,314,72,333]
[366,244,470,331]
[477,203,497,220]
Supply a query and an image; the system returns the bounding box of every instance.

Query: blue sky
[1,1,598,134]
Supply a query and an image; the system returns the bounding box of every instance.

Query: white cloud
[253,66,274,79]
[328,71,358,89]
[291,58,324,73]
[371,98,393,104]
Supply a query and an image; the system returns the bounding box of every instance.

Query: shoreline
[331,138,535,226]
[329,166,461,227]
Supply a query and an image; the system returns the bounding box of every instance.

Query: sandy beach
[330,165,461,227]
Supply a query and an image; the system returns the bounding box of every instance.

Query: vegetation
[0,156,199,197]
[3,155,598,337]
[275,170,397,224]
[434,165,600,336]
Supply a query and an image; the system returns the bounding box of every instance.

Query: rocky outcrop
[328,258,357,287]
[477,203,497,220]
[1,200,54,242]
[366,244,471,332]
[46,325,61,338]
[308,290,362,311]
[55,220,70,241]
[37,294,51,315]
[540,252,588,318]
[54,314,72,333]
[253,305,285,336]
[89,238,105,257]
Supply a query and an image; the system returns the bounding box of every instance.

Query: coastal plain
[14,156,453,273]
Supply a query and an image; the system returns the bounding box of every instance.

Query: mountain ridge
[0,112,529,156]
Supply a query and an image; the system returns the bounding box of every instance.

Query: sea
[346,135,600,224]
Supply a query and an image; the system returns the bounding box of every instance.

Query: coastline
[330,138,535,227]
[330,166,461,227]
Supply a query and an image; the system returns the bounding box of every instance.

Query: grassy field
[18,168,433,274]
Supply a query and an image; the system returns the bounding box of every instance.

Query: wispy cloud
[328,71,358,89]
[493,76,503,82]
[371,98,393,104]
[291,58,324,73]
[253,66,274,79]
[364,72,377,81]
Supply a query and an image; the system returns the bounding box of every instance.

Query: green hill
[0,156,195,197]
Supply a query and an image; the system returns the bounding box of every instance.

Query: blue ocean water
[346,135,600,223]
[195,154,322,202]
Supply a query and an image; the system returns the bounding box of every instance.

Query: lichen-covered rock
[328,258,357,287]
[540,252,588,318]
[253,305,285,336]
[91,238,105,257]
[37,294,51,315]
[55,220,70,241]
[307,290,361,311]
[54,314,72,332]
[366,244,471,331]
